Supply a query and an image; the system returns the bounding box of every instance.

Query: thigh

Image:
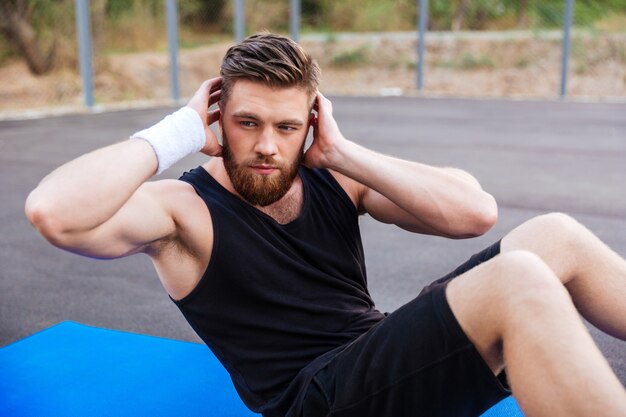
[307,241,510,417]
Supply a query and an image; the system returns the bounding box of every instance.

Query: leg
[501,212,626,340]
[446,250,626,417]
[303,266,513,417]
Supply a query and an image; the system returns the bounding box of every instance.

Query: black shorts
[301,240,511,417]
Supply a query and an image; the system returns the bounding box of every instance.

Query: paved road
[1,97,625,387]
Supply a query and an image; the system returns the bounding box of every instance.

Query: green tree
[178,0,227,28]
[0,0,62,74]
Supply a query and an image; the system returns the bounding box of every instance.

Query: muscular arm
[25,139,166,257]
[25,78,223,258]
[306,94,497,238]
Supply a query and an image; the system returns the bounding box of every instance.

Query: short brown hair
[220,33,321,106]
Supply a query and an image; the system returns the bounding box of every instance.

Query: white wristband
[131,107,206,175]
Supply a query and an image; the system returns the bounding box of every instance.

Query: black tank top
[175,166,385,417]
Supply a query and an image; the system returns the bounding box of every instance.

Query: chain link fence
[92,0,170,105]
[0,0,624,118]
[569,1,626,99]
[421,1,572,99]
[418,0,626,99]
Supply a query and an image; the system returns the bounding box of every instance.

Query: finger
[189,81,211,106]
[314,91,332,115]
[198,78,214,95]
[318,93,331,112]
[208,90,222,107]
[194,77,221,100]
[201,77,220,87]
[208,77,223,94]
[201,142,223,158]
[209,142,223,158]
[207,108,221,125]
[199,78,212,90]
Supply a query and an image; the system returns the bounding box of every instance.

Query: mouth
[249,164,278,175]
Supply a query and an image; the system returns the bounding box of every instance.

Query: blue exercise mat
[0,321,524,416]
[0,321,256,417]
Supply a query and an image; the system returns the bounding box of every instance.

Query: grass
[436,52,495,70]
[575,63,588,75]
[571,36,589,62]
[594,12,626,33]
[331,46,370,67]
[324,30,338,44]
[515,57,532,69]
[179,33,231,50]
[460,53,495,69]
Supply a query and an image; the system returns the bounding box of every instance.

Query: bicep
[54,182,177,259]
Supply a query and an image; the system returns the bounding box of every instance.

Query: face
[220,80,311,207]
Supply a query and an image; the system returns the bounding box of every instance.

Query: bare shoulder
[141,178,201,205]
[327,169,367,213]
[142,179,213,256]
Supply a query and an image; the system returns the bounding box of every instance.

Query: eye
[279,125,298,132]
[239,121,256,128]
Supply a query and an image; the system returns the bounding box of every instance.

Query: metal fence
[0,0,624,117]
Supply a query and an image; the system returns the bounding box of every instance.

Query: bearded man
[26,33,626,417]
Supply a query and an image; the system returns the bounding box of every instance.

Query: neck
[255,175,304,224]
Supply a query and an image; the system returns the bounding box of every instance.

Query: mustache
[222,129,281,168]
[246,156,282,167]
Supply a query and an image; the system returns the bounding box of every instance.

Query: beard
[221,129,304,207]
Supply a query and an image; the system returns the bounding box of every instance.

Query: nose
[254,128,278,156]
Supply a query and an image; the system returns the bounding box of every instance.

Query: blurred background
[0,0,625,118]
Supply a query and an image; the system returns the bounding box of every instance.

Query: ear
[308,98,318,127]
[218,101,224,136]
[308,111,317,129]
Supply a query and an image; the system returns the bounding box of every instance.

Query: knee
[496,250,559,288]
[530,212,586,248]
[536,211,581,230]
[445,250,571,368]
[493,250,571,317]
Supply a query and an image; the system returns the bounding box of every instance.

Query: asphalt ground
[1,97,625,387]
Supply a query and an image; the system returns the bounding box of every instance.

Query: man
[25,33,625,417]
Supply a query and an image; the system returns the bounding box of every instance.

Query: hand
[304,92,347,169]
[186,77,223,157]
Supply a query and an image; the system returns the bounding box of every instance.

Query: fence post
[290,0,300,42]
[234,0,245,41]
[417,0,428,91]
[75,0,94,108]
[165,0,180,103]
[560,0,574,99]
